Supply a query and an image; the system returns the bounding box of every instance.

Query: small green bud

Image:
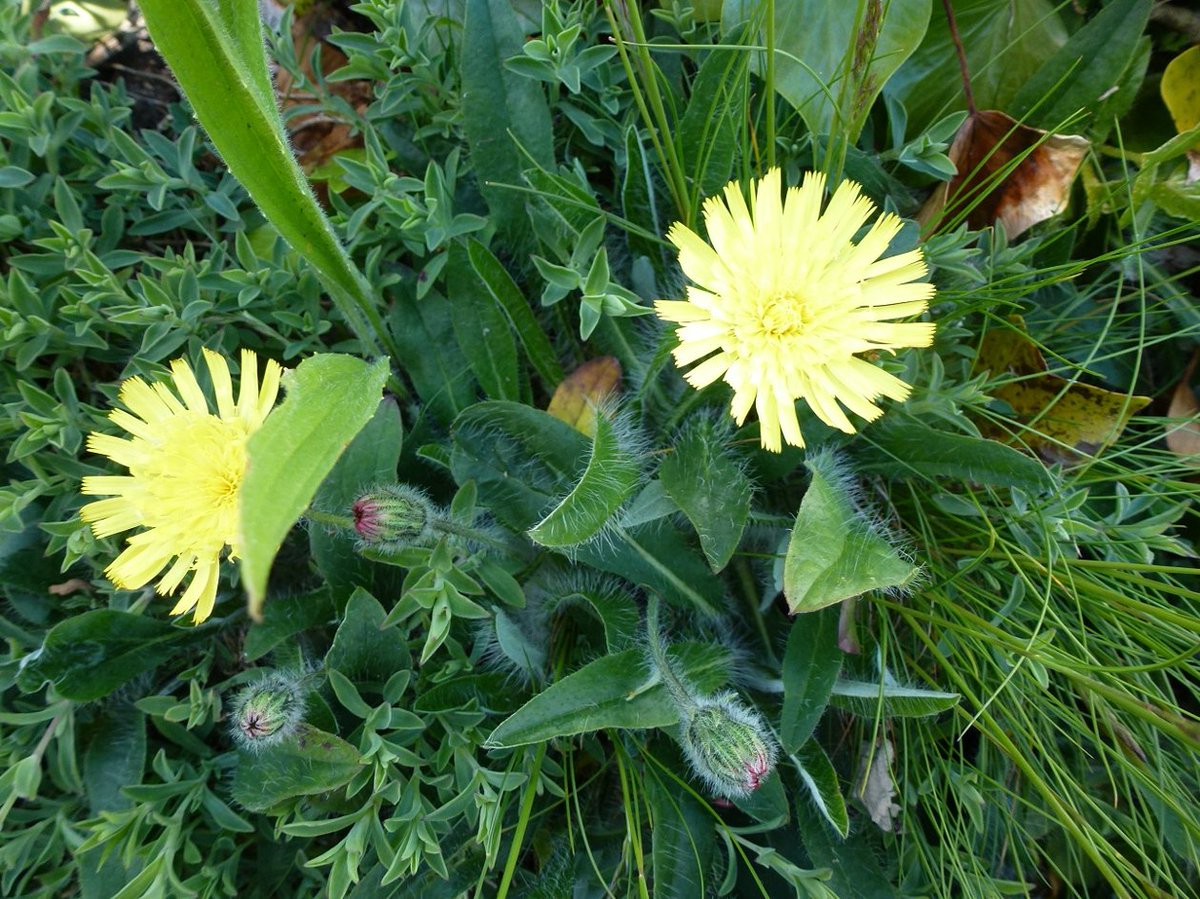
[680,692,778,799]
[229,670,308,751]
[352,484,436,550]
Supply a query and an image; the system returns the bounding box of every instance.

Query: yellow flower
[81,349,282,623]
[656,169,935,452]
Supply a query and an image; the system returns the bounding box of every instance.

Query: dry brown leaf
[1166,350,1200,462]
[546,357,621,436]
[855,737,900,833]
[269,2,372,180]
[919,110,1088,240]
[974,316,1150,463]
[49,578,92,596]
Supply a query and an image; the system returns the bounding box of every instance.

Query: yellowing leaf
[974,317,1150,463]
[546,357,621,436]
[1162,46,1200,134]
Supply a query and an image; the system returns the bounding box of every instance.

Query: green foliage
[2,1,1199,898]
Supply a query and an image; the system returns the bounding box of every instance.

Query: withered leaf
[974,317,1150,463]
[546,357,621,436]
[1166,351,1200,463]
[919,110,1088,239]
[269,1,372,180]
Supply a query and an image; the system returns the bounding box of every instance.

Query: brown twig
[1150,3,1200,43]
[941,0,976,117]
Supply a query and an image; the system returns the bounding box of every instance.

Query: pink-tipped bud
[680,692,778,799]
[351,484,435,550]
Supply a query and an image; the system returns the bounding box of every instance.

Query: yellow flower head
[81,349,282,623]
[655,169,935,452]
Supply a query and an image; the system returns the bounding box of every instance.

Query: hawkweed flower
[351,484,436,551]
[81,349,282,623]
[679,692,778,799]
[656,169,935,452]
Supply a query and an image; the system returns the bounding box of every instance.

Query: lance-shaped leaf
[528,410,640,548]
[232,724,363,813]
[485,644,731,748]
[784,452,919,613]
[660,422,752,573]
[241,355,389,618]
[139,0,389,357]
[829,679,959,718]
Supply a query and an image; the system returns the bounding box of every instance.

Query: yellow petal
[171,356,208,414]
[203,348,236,421]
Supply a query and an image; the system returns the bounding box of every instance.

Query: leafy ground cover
[2,1,1199,897]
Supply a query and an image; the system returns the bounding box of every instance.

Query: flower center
[759,293,811,337]
[135,413,250,554]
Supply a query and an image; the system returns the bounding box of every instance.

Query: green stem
[495,742,545,899]
[305,509,354,530]
[614,741,652,899]
[893,606,1139,898]
[645,594,697,712]
[733,558,777,667]
[764,0,776,170]
[605,0,690,224]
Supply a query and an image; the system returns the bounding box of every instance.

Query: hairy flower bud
[351,484,436,550]
[680,692,778,799]
[229,670,308,751]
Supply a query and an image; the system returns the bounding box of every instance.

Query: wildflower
[81,349,282,623]
[679,692,779,799]
[229,669,309,751]
[656,169,935,452]
[351,484,436,550]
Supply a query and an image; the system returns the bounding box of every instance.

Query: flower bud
[229,670,307,751]
[351,484,436,550]
[680,692,778,799]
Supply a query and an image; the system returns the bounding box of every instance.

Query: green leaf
[138,0,389,358]
[795,741,849,838]
[18,611,201,701]
[466,239,563,388]
[452,403,723,611]
[829,679,960,718]
[310,399,404,608]
[232,724,363,813]
[485,644,731,748]
[460,0,553,247]
[678,47,744,197]
[784,452,919,613]
[447,242,519,402]
[660,425,752,572]
[528,413,640,548]
[325,588,411,686]
[241,354,389,618]
[389,288,478,425]
[886,0,1068,137]
[1010,0,1151,133]
[780,607,843,752]
[243,588,334,662]
[796,800,897,897]
[854,419,1055,493]
[621,126,665,272]
[726,0,931,139]
[451,401,586,530]
[84,703,146,814]
[648,766,716,899]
